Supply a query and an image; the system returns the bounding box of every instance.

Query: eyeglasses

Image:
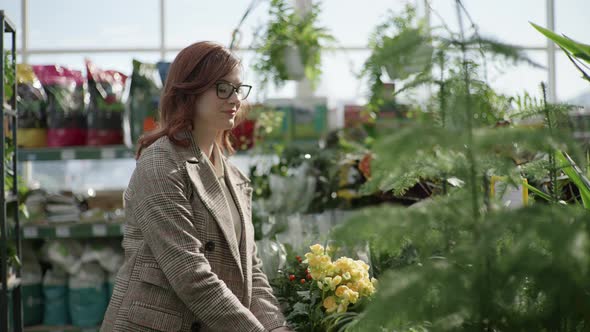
[214,82,252,100]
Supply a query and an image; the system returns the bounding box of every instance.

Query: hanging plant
[252,0,335,91]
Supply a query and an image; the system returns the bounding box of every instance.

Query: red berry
[289,275,295,281]
[296,256,302,263]
[305,269,309,274]
[306,274,312,280]
[300,279,306,284]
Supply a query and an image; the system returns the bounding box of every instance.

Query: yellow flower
[323,296,337,313]
[337,302,349,313]
[346,289,359,304]
[342,272,351,280]
[310,244,324,255]
[329,275,342,290]
[359,261,370,271]
[306,255,321,268]
[310,270,322,280]
[335,285,349,298]
[350,269,363,280]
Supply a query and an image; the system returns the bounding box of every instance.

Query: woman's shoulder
[136,136,186,174]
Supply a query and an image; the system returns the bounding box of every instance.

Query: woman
[101,41,292,332]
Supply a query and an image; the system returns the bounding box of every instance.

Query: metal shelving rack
[1,10,22,332]
[17,145,135,162]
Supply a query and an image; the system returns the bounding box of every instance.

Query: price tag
[60,150,75,160]
[92,224,107,236]
[101,148,116,159]
[23,226,38,238]
[56,226,70,238]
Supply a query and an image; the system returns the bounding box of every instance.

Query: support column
[159,0,166,60]
[546,0,556,102]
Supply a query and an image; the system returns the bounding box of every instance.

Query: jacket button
[191,322,200,332]
[204,241,215,252]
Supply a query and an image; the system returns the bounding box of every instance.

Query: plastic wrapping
[274,210,356,254]
[156,61,171,83]
[86,59,127,145]
[68,262,107,327]
[33,65,87,146]
[41,240,84,275]
[255,239,287,280]
[81,242,123,274]
[21,243,44,326]
[255,162,317,216]
[42,267,70,325]
[125,59,162,146]
[16,64,47,147]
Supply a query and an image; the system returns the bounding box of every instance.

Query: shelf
[0,10,17,33]
[23,222,125,239]
[24,326,99,332]
[18,145,135,161]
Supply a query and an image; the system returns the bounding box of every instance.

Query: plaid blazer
[100,134,285,332]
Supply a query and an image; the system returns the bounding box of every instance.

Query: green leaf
[555,151,590,209]
[530,22,590,64]
[524,182,551,202]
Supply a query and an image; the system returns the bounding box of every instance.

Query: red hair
[136,41,246,158]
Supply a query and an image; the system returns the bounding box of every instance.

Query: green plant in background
[326,1,590,331]
[3,50,16,105]
[359,3,541,125]
[360,4,432,116]
[3,137,31,274]
[509,83,590,209]
[528,23,590,209]
[251,0,335,91]
[556,151,590,208]
[357,2,545,200]
[250,105,286,144]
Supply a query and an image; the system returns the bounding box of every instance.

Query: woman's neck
[191,127,220,162]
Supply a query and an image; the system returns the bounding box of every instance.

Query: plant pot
[284,46,306,81]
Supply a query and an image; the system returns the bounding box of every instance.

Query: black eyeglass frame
[214,81,252,100]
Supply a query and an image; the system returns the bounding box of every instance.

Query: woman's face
[194,66,244,134]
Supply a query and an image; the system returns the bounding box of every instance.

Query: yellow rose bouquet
[306,244,377,314]
[271,243,377,331]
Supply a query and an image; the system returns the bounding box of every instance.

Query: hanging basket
[284,46,306,81]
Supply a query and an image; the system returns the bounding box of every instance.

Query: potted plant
[251,0,335,91]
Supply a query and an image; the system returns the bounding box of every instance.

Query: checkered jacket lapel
[186,158,244,279]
